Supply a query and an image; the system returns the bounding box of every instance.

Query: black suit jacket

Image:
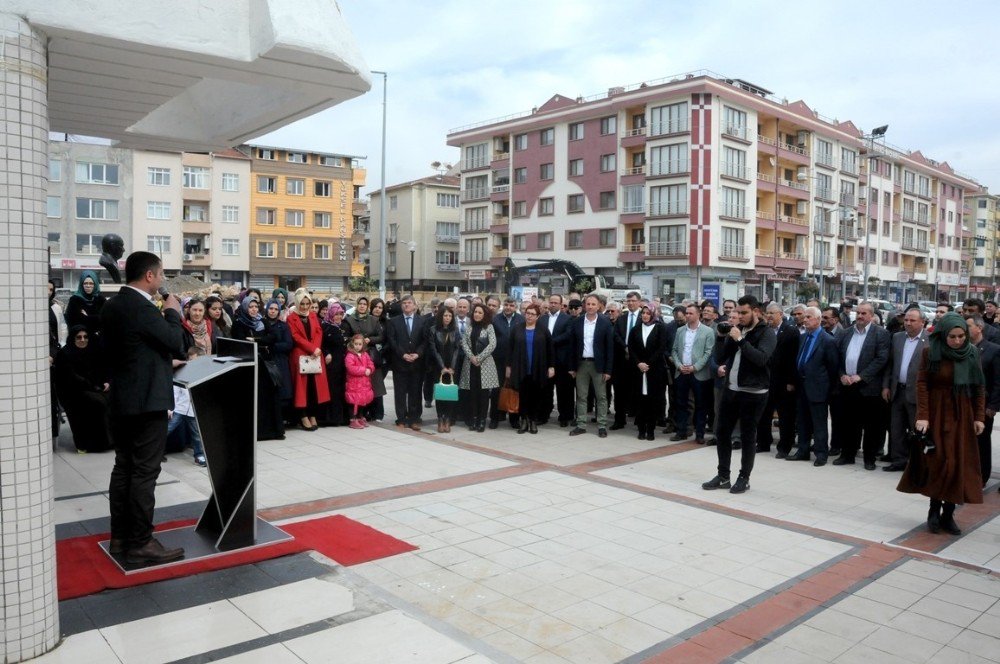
[570,314,615,375]
[795,329,839,403]
[492,312,525,370]
[769,321,801,387]
[976,339,1000,413]
[386,313,427,373]
[538,311,573,368]
[837,322,891,397]
[627,321,668,396]
[100,287,185,416]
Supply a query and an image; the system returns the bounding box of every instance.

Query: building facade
[446,73,979,304]
[242,144,366,295]
[965,189,1000,299]
[368,174,463,292]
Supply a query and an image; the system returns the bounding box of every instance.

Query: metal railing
[647,240,688,257]
[648,160,689,176]
[779,251,807,261]
[648,201,689,216]
[491,184,510,194]
[815,187,836,201]
[781,179,809,191]
[901,237,929,251]
[461,156,489,170]
[622,165,646,176]
[460,187,489,201]
[839,193,856,207]
[719,243,748,259]
[436,263,461,272]
[780,215,809,227]
[721,162,753,180]
[622,203,645,214]
[649,119,689,135]
[435,234,460,243]
[622,243,646,253]
[720,204,750,220]
[723,125,751,141]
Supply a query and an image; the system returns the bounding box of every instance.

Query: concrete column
[0,13,59,662]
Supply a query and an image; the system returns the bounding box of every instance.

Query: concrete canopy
[13,0,371,151]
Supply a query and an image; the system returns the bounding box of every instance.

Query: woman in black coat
[264,298,294,411]
[430,305,461,432]
[505,303,554,434]
[628,305,669,441]
[319,304,348,426]
[54,324,113,452]
[232,298,285,440]
[64,271,107,341]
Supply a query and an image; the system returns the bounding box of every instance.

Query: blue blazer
[570,314,615,375]
[796,329,839,403]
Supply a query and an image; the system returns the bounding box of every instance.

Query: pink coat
[344,350,375,406]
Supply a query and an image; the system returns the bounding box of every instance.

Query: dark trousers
[636,393,664,437]
[435,399,456,423]
[674,373,709,437]
[829,392,844,452]
[665,378,678,428]
[462,387,490,424]
[716,390,768,479]
[518,375,546,423]
[888,390,917,465]
[795,397,830,461]
[757,385,797,453]
[839,386,887,464]
[109,411,168,547]
[612,371,631,425]
[545,367,575,423]
[977,415,994,487]
[393,368,423,425]
[423,367,436,404]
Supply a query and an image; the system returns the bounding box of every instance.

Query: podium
[103,338,290,571]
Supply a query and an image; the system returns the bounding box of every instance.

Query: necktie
[406,316,412,335]
[460,319,465,334]
[627,312,635,337]
[797,332,815,369]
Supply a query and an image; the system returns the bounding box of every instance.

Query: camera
[716,322,733,335]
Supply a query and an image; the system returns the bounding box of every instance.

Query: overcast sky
[257,0,1000,196]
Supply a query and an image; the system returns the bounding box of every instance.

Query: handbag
[498,379,520,413]
[433,371,459,402]
[262,358,284,388]
[298,355,322,375]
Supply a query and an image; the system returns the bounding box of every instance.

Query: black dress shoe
[528,421,538,434]
[786,454,810,461]
[732,442,742,449]
[775,451,789,459]
[864,462,876,471]
[598,428,608,438]
[558,420,568,428]
[126,537,184,564]
[883,463,907,472]
[569,427,586,436]
[878,454,891,462]
[813,459,827,467]
[517,422,529,434]
[832,457,855,466]
[609,422,625,430]
[670,432,689,442]
[108,538,126,554]
[488,420,499,430]
[829,447,841,457]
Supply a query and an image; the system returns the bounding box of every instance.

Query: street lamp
[861,125,888,300]
[372,70,388,299]
[799,170,856,303]
[408,240,416,295]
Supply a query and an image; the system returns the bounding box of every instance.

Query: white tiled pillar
[0,13,60,662]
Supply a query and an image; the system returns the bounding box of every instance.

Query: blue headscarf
[74,270,101,302]
[235,296,264,332]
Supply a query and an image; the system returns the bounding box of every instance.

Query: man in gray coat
[670,303,715,443]
[881,308,928,471]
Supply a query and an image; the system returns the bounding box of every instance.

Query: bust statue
[99,233,125,283]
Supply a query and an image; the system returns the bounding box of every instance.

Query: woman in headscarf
[628,305,669,441]
[231,297,285,440]
[182,298,218,354]
[287,288,330,430]
[54,324,113,452]
[205,295,232,338]
[343,296,387,422]
[64,271,107,339]
[272,287,290,321]
[318,303,348,426]
[898,312,985,536]
[263,298,294,416]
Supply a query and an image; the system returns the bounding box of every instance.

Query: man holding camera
[702,296,775,494]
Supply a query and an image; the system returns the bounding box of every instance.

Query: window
[540,163,554,180]
[538,232,553,250]
[569,159,583,176]
[314,244,331,259]
[318,155,342,167]
[904,171,916,193]
[649,184,686,215]
[722,107,748,139]
[286,242,304,259]
[464,238,489,262]
[514,134,528,151]
[903,199,915,221]
[182,166,210,189]
[816,173,833,200]
[512,201,527,217]
[221,172,239,191]
[599,229,616,247]
[75,162,119,185]
[979,199,988,209]
[513,167,527,184]
[436,221,459,240]
[435,250,459,266]
[256,148,275,160]
[47,196,61,218]
[815,139,833,166]
[147,167,171,186]
[513,235,527,251]
[567,194,585,213]
[841,148,857,174]
[183,203,207,222]
[49,158,62,182]
[918,176,930,197]
[314,212,331,228]
[567,231,583,248]
[437,193,459,207]
[285,210,304,227]
[721,146,747,179]
[256,208,276,225]
[720,227,746,257]
[465,206,488,231]
[600,115,617,136]
[839,180,856,206]
[720,186,747,219]
[314,181,331,197]
[221,239,240,256]
[569,122,584,140]
[599,191,616,210]
[286,178,305,195]
[650,143,688,175]
[147,201,171,220]
[622,184,644,213]
[389,195,398,210]
[147,235,171,254]
[76,233,104,255]
[222,205,239,223]
[257,241,275,257]
[539,198,554,215]
[650,102,688,135]
[257,176,276,193]
[75,198,118,220]
[48,232,61,254]
[286,151,307,163]
[464,143,488,169]
[600,154,616,173]
[540,128,554,146]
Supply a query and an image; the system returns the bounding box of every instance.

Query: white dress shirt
[844,322,871,376]
[682,323,699,365]
[548,312,558,334]
[898,333,921,385]
[582,314,598,358]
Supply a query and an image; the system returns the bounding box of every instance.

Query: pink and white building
[446,71,980,303]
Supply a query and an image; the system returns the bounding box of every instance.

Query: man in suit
[880,308,928,471]
[422,297,441,408]
[963,298,1000,343]
[489,296,524,428]
[834,302,891,470]
[670,303,715,443]
[539,294,575,426]
[821,306,844,337]
[758,303,800,457]
[611,291,642,429]
[453,297,473,426]
[568,294,615,437]
[662,305,686,432]
[967,314,1000,486]
[386,295,427,430]
[101,252,186,564]
[788,306,840,465]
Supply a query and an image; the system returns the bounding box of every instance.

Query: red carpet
[57,515,417,600]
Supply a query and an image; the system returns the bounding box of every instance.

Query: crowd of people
[48,269,998,536]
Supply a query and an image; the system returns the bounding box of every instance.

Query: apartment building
[368,174,463,291]
[965,189,1000,298]
[241,144,366,294]
[446,72,980,304]
[47,140,133,288]
[131,149,252,284]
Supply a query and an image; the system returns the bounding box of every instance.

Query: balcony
[491,151,509,163]
[814,220,834,236]
[461,156,490,171]
[462,223,489,234]
[182,252,210,268]
[916,215,930,227]
[901,237,929,252]
[623,126,647,138]
[837,226,859,242]
[647,240,687,258]
[436,263,461,272]
[720,162,753,182]
[719,242,749,261]
[648,201,689,217]
[814,258,835,270]
[460,187,489,202]
[720,204,751,221]
[648,160,689,177]
[462,253,490,265]
[839,193,856,207]
[435,234,460,244]
[649,119,689,136]
[841,161,858,176]
[491,184,510,194]
[756,171,776,184]
[815,187,836,203]
[815,154,836,170]
[722,124,752,143]
[621,165,646,176]
[776,251,808,270]
[778,215,810,234]
[621,203,645,215]
[619,243,646,263]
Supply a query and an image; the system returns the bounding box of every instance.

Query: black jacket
[718,318,775,391]
[538,311,573,368]
[507,323,554,389]
[492,312,525,370]
[386,313,427,373]
[570,314,615,375]
[627,321,668,397]
[430,325,462,372]
[768,321,801,387]
[976,339,1000,414]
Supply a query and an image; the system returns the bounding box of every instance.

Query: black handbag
[908,430,936,454]
[262,358,284,388]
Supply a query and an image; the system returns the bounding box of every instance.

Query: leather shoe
[829,447,841,456]
[775,451,789,459]
[125,537,184,564]
[569,427,586,436]
[558,420,569,428]
[694,438,705,445]
[832,457,855,466]
[488,420,499,430]
[598,428,608,438]
[609,422,625,430]
[864,462,876,471]
[108,538,126,555]
[883,463,907,472]
[409,423,422,431]
[670,432,689,442]
[813,459,827,467]
[786,454,810,461]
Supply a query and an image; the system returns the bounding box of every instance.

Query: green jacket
[670,323,715,381]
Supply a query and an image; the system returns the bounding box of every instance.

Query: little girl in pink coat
[344,334,375,429]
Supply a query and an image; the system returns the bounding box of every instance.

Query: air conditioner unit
[183,254,193,262]
[796,201,808,215]
[210,271,222,280]
[386,265,396,272]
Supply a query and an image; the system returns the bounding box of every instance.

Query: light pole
[372,70,388,299]
[861,125,888,300]
[800,170,855,304]
[408,240,416,295]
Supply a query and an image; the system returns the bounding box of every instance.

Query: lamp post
[800,169,855,304]
[408,240,416,295]
[372,70,388,299]
[861,125,888,301]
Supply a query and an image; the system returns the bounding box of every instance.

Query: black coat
[507,324,554,390]
[627,321,669,397]
[570,314,615,375]
[492,312,525,370]
[66,294,107,339]
[386,313,427,373]
[430,325,462,372]
[266,319,294,402]
[795,328,840,403]
[976,339,1000,413]
[538,311,573,368]
[769,321,801,387]
[101,287,185,415]
[836,322,891,398]
[718,319,776,391]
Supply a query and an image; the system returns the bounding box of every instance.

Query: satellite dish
[431,161,442,169]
